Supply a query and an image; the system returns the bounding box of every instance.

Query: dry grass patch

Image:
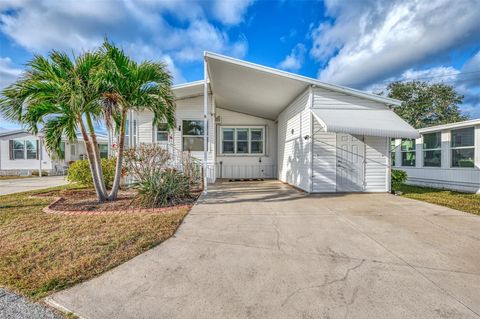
[396,184,480,216]
[0,175,36,180]
[0,186,189,300]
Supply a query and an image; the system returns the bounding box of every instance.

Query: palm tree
[99,41,176,200]
[0,51,109,202]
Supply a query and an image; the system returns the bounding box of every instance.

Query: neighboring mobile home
[0,130,109,176]
[128,52,419,193]
[392,119,480,194]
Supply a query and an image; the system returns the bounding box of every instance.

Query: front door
[336,134,365,192]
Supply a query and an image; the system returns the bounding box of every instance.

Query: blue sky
[0,0,479,131]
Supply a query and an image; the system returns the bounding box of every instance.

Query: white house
[0,130,109,176]
[128,52,419,193]
[392,119,480,194]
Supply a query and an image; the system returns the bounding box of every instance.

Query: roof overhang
[418,118,480,133]
[204,52,402,120]
[311,108,420,139]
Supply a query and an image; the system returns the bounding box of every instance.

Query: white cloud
[278,43,306,71]
[312,0,480,87]
[0,0,251,83]
[212,0,255,25]
[0,57,22,90]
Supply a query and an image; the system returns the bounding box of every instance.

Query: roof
[0,129,109,142]
[418,119,480,133]
[311,108,420,139]
[172,80,210,100]
[201,51,402,120]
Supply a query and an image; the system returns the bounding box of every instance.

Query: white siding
[277,89,312,191]
[364,136,389,192]
[312,122,337,192]
[135,94,216,182]
[312,87,388,110]
[215,108,277,179]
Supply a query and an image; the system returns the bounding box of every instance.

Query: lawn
[0,186,189,300]
[0,175,35,180]
[396,184,480,216]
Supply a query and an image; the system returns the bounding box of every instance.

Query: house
[392,119,480,194]
[0,130,109,176]
[128,52,419,193]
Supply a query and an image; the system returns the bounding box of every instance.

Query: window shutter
[9,140,13,160]
[36,140,39,160]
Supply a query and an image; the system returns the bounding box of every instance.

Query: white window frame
[219,125,265,156]
[400,138,416,167]
[422,132,441,167]
[70,144,76,156]
[182,119,207,152]
[155,123,170,143]
[451,127,475,168]
[10,139,38,160]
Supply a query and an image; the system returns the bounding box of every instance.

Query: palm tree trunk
[79,118,107,202]
[108,108,127,200]
[85,113,108,195]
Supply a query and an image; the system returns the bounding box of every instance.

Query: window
[390,139,396,166]
[423,132,441,167]
[401,139,416,166]
[9,140,38,160]
[156,123,169,142]
[70,144,76,156]
[99,144,109,159]
[451,127,474,167]
[220,127,265,155]
[182,120,205,151]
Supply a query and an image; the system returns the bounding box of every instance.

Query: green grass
[395,184,480,216]
[0,175,36,180]
[0,186,189,300]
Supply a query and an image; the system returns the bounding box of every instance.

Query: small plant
[123,144,171,181]
[135,169,191,207]
[67,158,116,188]
[391,169,408,192]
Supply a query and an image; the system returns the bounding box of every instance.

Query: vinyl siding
[277,89,312,191]
[312,120,337,192]
[364,136,389,192]
[215,108,277,179]
[312,87,388,110]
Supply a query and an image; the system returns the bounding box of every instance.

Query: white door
[336,134,365,192]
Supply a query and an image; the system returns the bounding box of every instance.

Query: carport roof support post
[203,52,208,194]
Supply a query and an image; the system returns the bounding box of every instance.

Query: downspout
[203,52,208,194]
[309,85,314,193]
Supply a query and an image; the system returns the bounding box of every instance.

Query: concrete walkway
[48,180,480,319]
[0,176,67,196]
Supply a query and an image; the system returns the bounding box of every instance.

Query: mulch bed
[35,188,201,215]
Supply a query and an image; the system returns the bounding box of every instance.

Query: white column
[203,53,208,194]
[415,136,422,168]
[475,125,480,169]
[441,130,450,169]
[395,138,401,167]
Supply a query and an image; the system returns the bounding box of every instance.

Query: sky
[0,0,479,131]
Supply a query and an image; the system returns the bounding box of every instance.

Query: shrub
[135,169,191,207]
[391,169,408,191]
[67,158,116,188]
[31,170,49,176]
[123,144,170,181]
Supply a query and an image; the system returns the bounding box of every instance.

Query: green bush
[134,169,191,207]
[391,169,408,191]
[67,158,116,188]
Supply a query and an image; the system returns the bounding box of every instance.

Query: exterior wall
[393,124,480,193]
[136,94,216,182]
[277,88,312,191]
[312,87,388,110]
[215,108,277,179]
[0,132,53,174]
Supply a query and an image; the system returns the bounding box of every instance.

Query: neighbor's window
[220,127,265,155]
[423,132,441,167]
[451,127,474,168]
[156,123,169,142]
[390,139,396,166]
[99,144,109,159]
[182,120,206,152]
[401,139,416,166]
[9,139,38,160]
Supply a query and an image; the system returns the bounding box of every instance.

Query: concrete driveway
[0,176,67,195]
[48,180,480,319]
